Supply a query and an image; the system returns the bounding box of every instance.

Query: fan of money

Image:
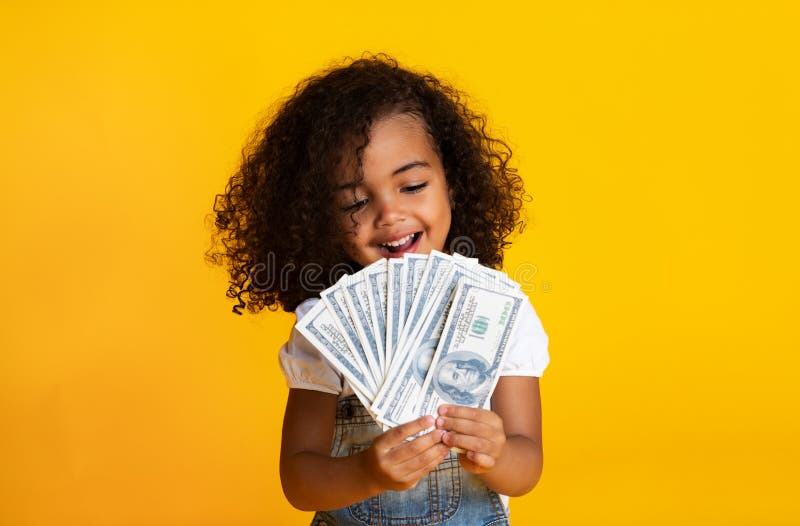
[297,250,526,430]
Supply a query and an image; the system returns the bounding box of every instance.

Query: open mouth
[378,231,422,256]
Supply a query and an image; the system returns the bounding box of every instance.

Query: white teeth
[381,233,414,248]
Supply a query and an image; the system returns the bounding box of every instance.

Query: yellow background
[2,1,798,524]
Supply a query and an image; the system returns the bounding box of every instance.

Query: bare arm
[280,389,450,511]
[436,376,544,496]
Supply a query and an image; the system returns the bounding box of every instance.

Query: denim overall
[310,395,510,526]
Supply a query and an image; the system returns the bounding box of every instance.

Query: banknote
[370,264,458,425]
[295,299,376,400]
[393,255,515,372]
[415,282,525,418]
[350,381,381,423]
[400,253,429,330]
[393,250,453,362]
[479,266,521,291]
[321,276,380,393]
[399,258,492,361]
[384,258,406,373]
[451,252,519,291]
[452,253,479,266]
[372,260,504,425]
[364,259,388,374]
[342,263,384,384]
[298,251,529,430]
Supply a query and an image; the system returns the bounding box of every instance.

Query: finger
[400,443,450,482]
[377,415,436,450]
[457,452,481,473]
[465,450,496,470]
[438,405,501,427]
[390,428,445,464]
[436,415,495,438]
[442,431,492,454]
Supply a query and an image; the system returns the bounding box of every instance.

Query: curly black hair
[206,53,528,314]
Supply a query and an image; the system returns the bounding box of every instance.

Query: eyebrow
[335,160,431,191]
[392,160,430,176]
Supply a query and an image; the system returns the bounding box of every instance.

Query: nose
[374,194,406,227]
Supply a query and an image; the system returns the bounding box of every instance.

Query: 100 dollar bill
[415,282,525,418]
[295,299,376,400]
[373,263,520,426]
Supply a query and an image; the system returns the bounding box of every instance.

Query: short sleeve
[277,298,345,395]
[500,296,551,377]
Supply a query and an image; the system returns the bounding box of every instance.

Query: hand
[362,415,450,492]
[435,405,506,474]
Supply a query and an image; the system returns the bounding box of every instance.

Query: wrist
[355,449,385,496]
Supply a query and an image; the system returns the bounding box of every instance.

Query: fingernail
[438,406,447,416]
[442,432,450,443]
[436,417,445,428]
[423,415,434,425]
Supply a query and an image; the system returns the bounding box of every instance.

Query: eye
[341,198,368,212]
[402,182,428,194]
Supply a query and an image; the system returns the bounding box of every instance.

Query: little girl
[208,53,550,525]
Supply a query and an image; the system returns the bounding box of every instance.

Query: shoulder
[294,297,321,321]
[518,296,547,335]
[500,295,550,377]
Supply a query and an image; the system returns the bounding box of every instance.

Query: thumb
[375,415,436,450]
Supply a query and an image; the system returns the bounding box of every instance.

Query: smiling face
[334,112,452,267]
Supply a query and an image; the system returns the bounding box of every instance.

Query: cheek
[337,214,361,238]
[337,222,373,263]
[336,222,357,250]
[439,186,453,222]
[339,231,360,251]
[434,200,452,239]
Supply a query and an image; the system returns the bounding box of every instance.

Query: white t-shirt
[278,295,550,397]
[278,295,550,511]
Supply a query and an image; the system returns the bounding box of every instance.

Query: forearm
[281,449,379,511]
[477,434,543,496]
